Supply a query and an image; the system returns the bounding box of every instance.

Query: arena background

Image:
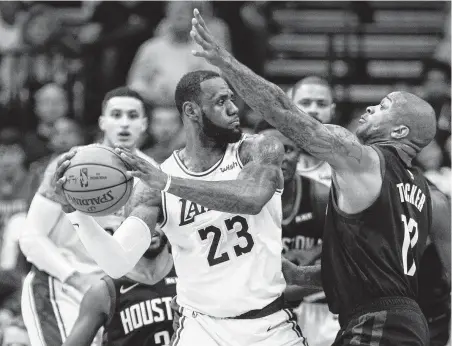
[0,1,450,344]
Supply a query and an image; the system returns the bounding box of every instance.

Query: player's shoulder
[239,133,284,165]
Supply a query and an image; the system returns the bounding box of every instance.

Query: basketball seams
[86,145,133,171]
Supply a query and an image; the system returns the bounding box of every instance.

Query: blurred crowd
[0,1,450,345]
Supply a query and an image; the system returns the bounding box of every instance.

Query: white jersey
[160,136,286,318]
[297,158,332,188]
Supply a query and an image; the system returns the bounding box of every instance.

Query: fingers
[193,8,208,31]
[54,160,70,181]
[56,150,76,167]
[192,49,207,58]
[191,18,209,42]
[55,176,67,191]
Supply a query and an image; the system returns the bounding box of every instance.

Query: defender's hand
[115,148,168,191]
[190,8,230,67]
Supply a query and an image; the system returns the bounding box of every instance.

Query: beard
[143,233,168,259]
[201,111,242,145]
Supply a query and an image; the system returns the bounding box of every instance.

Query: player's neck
[180,133,227,172]
[127,246,173,285]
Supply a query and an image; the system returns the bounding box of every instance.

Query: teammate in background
[291,76,335,188]
[256,121,338,346]
[63,228,176,346]
[51,69,308,346]
[19,87,156,346]
[189,9,450,345]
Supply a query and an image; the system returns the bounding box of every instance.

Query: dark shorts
[333,297,429,346]
[426,308,451,346]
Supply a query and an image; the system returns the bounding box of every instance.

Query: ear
[98,115,105,131]
[141,116,149,133]
[330,103,336,120]
[182,101,199,121]
[391,125,410,139]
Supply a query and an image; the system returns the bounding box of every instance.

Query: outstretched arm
[117,134,284,215]
[63,280,109,346]
[282,258,322,289]
[190,9,379,174]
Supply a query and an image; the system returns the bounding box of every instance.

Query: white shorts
[294,302,340,346]
[172,304,308,346]
[21,268,102,346]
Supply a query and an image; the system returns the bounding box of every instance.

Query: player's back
[102,267,177,346]
[322,144,432,322]
[160,135,286,318]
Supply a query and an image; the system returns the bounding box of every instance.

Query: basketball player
[188,9,449,345]
[256,121,339,346]
[19,87,155,346]
[51,69,308,346]
[291,76,334,188]
[63,228,177,346]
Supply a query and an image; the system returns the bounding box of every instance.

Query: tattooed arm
[118,134,284,215]
[71,182,160,278]
[190,9,382,213]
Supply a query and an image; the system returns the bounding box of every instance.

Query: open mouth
[117,131,131,140]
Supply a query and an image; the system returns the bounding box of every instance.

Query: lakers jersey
[102,267,177,346]
[160,136,286,318]
[297,157,332,188]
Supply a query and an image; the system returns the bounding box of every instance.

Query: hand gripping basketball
[53,149,78,212]
[115,147,168,191]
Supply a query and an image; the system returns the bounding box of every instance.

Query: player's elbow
[244,197,266,215]
[18,233,34,258]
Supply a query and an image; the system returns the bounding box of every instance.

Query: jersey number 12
[401,214,419,276]
[198,216,254,267]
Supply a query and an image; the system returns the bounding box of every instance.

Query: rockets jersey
[281,174,329,254]
[102,267,177,346]
[322,145,432,318]
[160,135,286,317]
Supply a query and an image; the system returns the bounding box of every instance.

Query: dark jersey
[282,174,329,253]
[322,145,432,318]
[102,267,177,346]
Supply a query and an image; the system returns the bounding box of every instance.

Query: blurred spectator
[81,1,165,93]
[1,316,30,346]
[0,2,27,105]
[28,117,85,197]
[23,82,70,163]
[127,1,222,106]
[434,1,451,66]
[143,107,185,164]
[416,140,451,197]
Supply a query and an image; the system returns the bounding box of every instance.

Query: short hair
[102,86,146,113]
[175,70,221,114]
[292,75,333,100]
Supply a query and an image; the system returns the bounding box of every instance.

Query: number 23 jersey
[160,135,286,318]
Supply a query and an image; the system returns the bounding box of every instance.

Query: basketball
[62,145,134,216]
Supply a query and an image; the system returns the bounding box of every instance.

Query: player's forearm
[63,328,96,346]
[219,56,362,165]
[73,212,151,278]
[168,176,269,215]
[282,259,322,289]
[19,194,76,281]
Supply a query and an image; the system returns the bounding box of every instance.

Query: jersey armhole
[160,191,168,228]
[102,276,117,326]
[371,145,386,181]
[235,134,249,168]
